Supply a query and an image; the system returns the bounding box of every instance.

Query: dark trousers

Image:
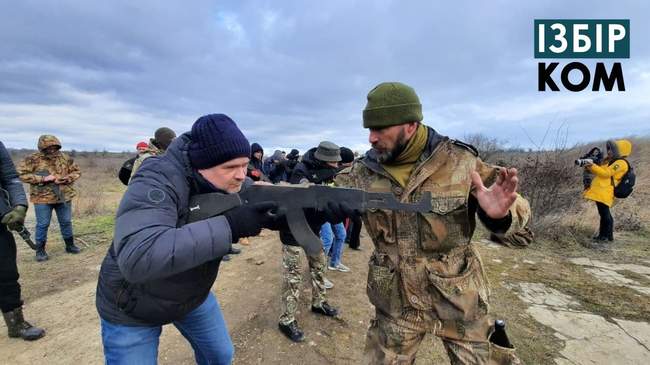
[0,224,22,313]
[596,202,614,240]
[346,215,362,249]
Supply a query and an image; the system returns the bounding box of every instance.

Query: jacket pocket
[425,246,490,321]
[367,253,402,315]
[418,195,468,252]
[488,343,520,365]
[364,208,397,245]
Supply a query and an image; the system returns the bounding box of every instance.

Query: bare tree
[462,133,504,163]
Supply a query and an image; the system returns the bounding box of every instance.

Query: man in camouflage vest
[336,82,523,364]
[129,127,176,182]
[17,135,81,262]
[490,194,534,248]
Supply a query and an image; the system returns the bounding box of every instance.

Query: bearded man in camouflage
[336,82,524,364]
[18,135,81,262]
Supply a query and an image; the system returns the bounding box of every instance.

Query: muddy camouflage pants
[279,245,327,325]
[364,308,520,365]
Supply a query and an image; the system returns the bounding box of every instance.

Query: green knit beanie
[362,82,423,129]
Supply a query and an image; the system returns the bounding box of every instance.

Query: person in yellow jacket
[583,139,632,242]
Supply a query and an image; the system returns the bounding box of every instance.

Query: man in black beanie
[96,114,279,364]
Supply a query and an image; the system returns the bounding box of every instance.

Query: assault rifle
[0,189,38,250]
[187,184,432,255]
[35,169,65,203]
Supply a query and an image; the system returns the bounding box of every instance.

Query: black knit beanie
[340,147,355,163]
[188,114,251,169]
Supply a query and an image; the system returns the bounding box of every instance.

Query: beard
[373,128,409,164]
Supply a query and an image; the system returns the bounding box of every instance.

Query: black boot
[278,321,304,342]
[2,307,45,341]
[311,301,338,317]
[35,242,49,262]
[64,237,81,254]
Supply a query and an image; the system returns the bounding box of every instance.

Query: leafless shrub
[614,210,645,232]
[463,133,504,163]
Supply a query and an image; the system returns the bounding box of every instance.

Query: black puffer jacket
[96,133,245,326]
[0,141,27,207]
[280,148,339,247]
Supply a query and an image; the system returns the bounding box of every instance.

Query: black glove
[223,202,278,242]
[320,201,360,225]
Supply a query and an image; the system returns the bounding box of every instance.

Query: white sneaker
[323,277,334,289]
[334,263,351,272]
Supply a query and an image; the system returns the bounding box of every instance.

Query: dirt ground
[1,216,649,364]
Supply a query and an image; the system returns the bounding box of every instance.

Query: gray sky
[0,0,648,153]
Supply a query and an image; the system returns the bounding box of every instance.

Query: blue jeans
[320,222,346,267]
[34,202,73,243]
[101,292,233,365]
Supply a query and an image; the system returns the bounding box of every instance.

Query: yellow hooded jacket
[583,139,632,207]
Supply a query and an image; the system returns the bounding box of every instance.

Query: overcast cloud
[0,0,648,153]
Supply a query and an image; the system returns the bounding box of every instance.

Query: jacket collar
[360,125,447,177]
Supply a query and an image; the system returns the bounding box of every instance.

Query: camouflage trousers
[364,308,520,365]
[279,245,327,325]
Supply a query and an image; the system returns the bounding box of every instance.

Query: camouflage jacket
[129,143,161,182]
[17,136,81,204]
[337,127,525,333]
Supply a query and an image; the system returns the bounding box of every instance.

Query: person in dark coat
[247,142,268,182]
[263,150,288,183]
[96,114,279,364]
[283,149,300,182]
[339,147,363,250]
[0,141,45,341]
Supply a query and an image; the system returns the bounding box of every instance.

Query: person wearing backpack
[583,139,633,242]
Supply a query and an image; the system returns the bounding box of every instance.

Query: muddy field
[1,218,648,364]
[1,147,649,364]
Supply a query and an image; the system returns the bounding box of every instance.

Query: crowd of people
[0,80,634,364]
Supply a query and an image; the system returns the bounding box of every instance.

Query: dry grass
[492,136,650,242]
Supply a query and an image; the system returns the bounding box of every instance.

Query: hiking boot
[278,321,304,342]
[35,242,48,262]
[222,254,231,262]
[229,246,241,255]
[311,302,338,317]
[323,277,334,289]
[2,307,45,341]
[64,237,81,254]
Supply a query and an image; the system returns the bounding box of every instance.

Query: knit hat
[136,141,148,150]
[188,114,251,169]
[314,141,341,162]
[152,127,177,151]
[362,82,423,129]
[339,147,355,163]
[287,149,300,160]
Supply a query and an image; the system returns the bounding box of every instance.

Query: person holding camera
[583,139,633,242]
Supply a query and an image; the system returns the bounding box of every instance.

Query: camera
[575,147,603,167]
[575,158,594,167]
[577,146,604,189]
